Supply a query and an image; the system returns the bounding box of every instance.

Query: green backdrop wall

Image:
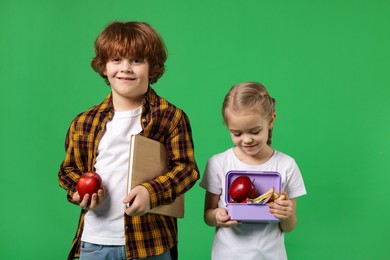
[1,0,389,259]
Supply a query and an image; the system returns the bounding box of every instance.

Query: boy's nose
[121,60,133,73]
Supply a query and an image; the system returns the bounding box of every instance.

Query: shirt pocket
[72,133,95,169]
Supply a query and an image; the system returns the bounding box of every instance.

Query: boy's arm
[141,111,200,209]
[58,121,82,204]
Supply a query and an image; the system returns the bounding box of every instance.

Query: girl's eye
[231,132,242,137]
[251,130,261,135]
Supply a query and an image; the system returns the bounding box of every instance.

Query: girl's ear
[269,113,277,128]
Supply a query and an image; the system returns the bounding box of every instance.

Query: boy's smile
[116,75,136,82]
[104,57,150,111]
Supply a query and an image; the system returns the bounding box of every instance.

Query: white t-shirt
[81,107,142,245]
[199,148,307,260]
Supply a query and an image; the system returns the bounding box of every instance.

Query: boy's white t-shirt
[81,107,142,245]
[199,148,307,260]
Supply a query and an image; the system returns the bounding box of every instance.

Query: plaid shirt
[58,87,199,259]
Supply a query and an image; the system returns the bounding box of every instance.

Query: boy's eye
[131,58,143,63]
[111,57,121,62]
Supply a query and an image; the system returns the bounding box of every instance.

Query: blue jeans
[79,242,171,260]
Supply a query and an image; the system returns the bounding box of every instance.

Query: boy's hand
[72,188,105,210]
[215,208,240,227]
[123,186,151,216]
[268,191,294,220]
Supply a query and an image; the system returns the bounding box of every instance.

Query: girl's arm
[204,191,239,227]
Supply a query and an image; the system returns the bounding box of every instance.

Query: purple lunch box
[225,170,282,223]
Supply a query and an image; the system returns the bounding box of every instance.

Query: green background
[1,0,389,259]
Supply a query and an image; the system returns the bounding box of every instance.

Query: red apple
[228,176,256,202]
[77,171,102,200]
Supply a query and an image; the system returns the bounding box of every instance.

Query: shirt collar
[144,86,157,106]
[97,92,114,114]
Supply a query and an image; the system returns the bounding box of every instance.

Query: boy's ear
[148,68,157,79]
[148,62,159,79]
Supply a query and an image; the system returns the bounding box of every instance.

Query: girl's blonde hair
[222,82,276,145]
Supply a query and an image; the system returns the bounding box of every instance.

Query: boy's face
[104,57,150,111]
[227,110,276,162]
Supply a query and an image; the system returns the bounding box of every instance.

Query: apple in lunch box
[228,176,256,202]
[77,171,102,200]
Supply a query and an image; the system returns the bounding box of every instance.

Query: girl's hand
[123,185,151,216]
[215,208,240,227]
[268,191,294,220]
[72,188,106,210]
[204,191,240,227]
[268,191,298,232]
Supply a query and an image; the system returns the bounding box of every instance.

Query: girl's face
[227,110,276,164]
[104,57,150,111]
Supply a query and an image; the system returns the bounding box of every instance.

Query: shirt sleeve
[58,119,83,204]
[142,110,200,209]
[283,159,307,199]
[199,156,223,196]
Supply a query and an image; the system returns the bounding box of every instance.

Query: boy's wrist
[140,183,156,208]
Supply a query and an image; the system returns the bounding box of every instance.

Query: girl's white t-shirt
[81,107,142,245]
[199,148,307,260]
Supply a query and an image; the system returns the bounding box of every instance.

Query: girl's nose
[243,135,253,144]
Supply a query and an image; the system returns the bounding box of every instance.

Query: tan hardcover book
[126,134,184,218]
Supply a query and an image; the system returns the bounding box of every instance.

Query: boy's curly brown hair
[91,21,167,85]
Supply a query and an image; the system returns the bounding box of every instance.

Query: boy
[58,21,199,260]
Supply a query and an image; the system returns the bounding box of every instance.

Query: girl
[200,82,306,260]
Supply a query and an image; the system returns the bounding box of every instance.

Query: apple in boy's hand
[228,176,256,202]
[77,171,102,200]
